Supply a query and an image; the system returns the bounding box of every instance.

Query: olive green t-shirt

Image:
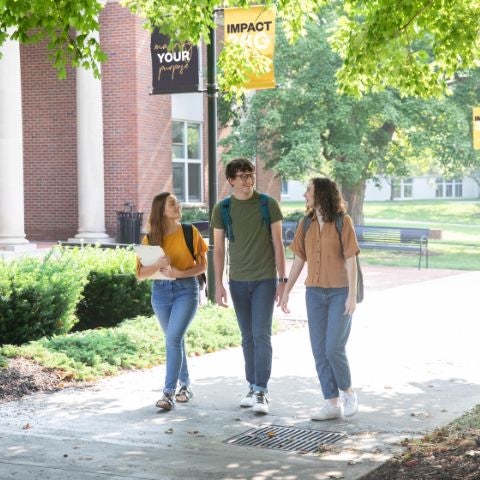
[211,191,283,281]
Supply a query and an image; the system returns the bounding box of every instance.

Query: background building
[0,1,280,249]
[282,176,480,202]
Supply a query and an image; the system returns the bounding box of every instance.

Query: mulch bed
[360,428,480,480]
[0,358,71,404]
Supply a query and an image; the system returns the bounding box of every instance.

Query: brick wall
[19,4,279,241]
[21,42,78,241]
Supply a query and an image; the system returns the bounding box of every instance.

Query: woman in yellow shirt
[136,192,208,411]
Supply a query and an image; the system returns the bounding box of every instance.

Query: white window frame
[172,120,203,204]
[435,178,463,198]
[393,178,413,199]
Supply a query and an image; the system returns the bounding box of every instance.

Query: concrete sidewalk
[0,267,479,480]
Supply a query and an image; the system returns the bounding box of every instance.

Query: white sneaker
[240,389,255,408]
[252,391,269,414]
[341,391,358,417]
[311,401,344,421]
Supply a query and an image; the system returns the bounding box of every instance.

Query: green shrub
[0,354,7,368]
[181,207,209,222]
[283,210,304,222]
[69,246,153,331]
[0,251,88,345]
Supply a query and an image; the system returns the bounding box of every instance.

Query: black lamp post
[206,12,218,302]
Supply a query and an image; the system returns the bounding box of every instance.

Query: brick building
[0,1,279,249]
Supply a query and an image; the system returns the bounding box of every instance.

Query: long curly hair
[309,177,346,223]
[147,192,172,246]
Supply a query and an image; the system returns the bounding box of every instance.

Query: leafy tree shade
[331,0,480,98]
[221,17,480,222]
[0,0,106,79]
[3,0,480,98]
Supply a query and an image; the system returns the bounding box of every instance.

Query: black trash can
[116,203,143,244]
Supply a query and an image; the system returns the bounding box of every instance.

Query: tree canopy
[221,16,480,222]
[331,0,480,98]
[0,0,106,78]
[2,0,480,98]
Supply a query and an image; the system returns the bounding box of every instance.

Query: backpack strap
[181,223,195,260]
[259,193,272,237]
[302,215,313,234]
[334,213,344,254]
[220,197,234,242]
[181,223,207,292]
[220,194,271,242]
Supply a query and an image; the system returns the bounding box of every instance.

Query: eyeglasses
[234,173,256,182]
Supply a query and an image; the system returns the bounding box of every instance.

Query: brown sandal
[175,386,193,403]
[156,393,175,410]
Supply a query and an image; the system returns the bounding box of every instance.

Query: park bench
[354,225,430,269]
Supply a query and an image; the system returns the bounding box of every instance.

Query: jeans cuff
[253,385,268,393]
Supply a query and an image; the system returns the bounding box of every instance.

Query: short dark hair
[225,158,255,180]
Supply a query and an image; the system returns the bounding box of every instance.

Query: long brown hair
[147,192,171,246]
[309,177,346,223]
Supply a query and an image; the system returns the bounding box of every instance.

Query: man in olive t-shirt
[212,158,286,415]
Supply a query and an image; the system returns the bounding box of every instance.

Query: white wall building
[282,176,480,202]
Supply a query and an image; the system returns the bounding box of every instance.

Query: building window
[402,178,413,198]
[393,178,413,198]
[435,178,463,198]
[172,121,202,203]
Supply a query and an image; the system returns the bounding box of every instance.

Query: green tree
[331,0,480,98]
[222,20,411,223]
[3,1,480,98]
[0,0,106,79]
[222,17,480,221]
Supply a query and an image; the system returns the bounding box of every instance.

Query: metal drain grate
[224,425,345,454]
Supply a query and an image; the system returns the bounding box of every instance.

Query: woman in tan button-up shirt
[280,177,360,421]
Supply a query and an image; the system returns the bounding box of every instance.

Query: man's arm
[213,228,228,307]
[271,220,287,304]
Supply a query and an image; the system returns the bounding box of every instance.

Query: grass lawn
[281,199,480,270]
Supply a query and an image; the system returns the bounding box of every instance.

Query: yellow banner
[473,107,480,149]
[224,6,276,90]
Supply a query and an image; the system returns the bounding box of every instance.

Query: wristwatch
[278,277,288,283]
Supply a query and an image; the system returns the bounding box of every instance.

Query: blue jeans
[151,278,199,395]
[306,287,352,400]
[229,278,277,393]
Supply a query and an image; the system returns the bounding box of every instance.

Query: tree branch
[399,0,436,33]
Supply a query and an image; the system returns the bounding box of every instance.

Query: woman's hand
[344,294,356,316]
[159,264,179,279]
[154,256,170,270]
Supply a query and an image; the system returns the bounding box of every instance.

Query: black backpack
[302,213,364,303]
[181,223,207,291]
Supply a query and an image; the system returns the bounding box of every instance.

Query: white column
[72,30,112,242]
[0,36,31,250]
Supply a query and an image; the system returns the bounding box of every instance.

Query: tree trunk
[341,181,366,225]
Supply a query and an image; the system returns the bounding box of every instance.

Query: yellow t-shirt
[136,225,208,276]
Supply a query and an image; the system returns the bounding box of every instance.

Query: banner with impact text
[224,6,276,90]
[473,107,480,150]
[151,28,200,94]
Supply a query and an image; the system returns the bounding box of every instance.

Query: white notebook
[134,245,173,280]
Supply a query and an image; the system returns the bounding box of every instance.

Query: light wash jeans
[229,278,277,393]
[306,286,352,400]
[151,278,199,395]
